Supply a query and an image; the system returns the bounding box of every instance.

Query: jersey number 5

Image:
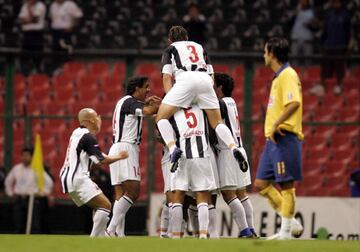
[184,109,198,128]
[187,45,199,63]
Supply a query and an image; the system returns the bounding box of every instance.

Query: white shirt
[60,127,105,193]
[112,95,145,145]
[217,97,243,150]
[171,105,210,159]
[161,41,214,78]
[5,163,54,196]
[50,0,83,30]
[18,1,46,31]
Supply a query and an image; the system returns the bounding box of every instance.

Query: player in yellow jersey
[254,37,304,240]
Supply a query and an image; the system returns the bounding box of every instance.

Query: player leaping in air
[155,25,247,173]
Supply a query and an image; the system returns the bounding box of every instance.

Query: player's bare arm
[100,151,129,165]
[269,101,300,143]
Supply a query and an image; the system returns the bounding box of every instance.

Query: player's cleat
[233,148,248,172]
[250,228,260,238]
[160,233,170,238]
[170,147,182,173]
[266,232,292,240]
[291,218,303,237]
[199,233,208,239]
[238,228,256,238]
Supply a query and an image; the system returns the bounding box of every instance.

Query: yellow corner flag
[31,134,44,193]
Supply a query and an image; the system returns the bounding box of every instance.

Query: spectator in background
[290,0,315,66]
[183,4,207,45]
[4,147,54,234]
[310,0,351,96]
[18,0,46,75]
[49,0,83,71]
[0,160,5,197]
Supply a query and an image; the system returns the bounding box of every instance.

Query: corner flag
[31,134,44,192]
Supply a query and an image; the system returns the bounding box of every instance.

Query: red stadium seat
[135,63,159,76]
[87,61,109,78]
[27,74,49,89]
[52,74,74,89]
[337,107,359,122]
[329,133,357,151]
[254,66,273,79]
[212,64,230,73]
[304,135,329,150]
[63,61,86,78]
[320,94,344,110]
[112,62,126,79]
[303,94,320,111]
[312,125,337,139]
[232,65,245,78]
[303,65,321,81]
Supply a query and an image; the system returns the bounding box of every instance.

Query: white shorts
[109,142,140,185]
[162,72,219,109]
[68,175,102,207]
[217,149,251,190]
[161,148,171,193]
[171,157,217,192]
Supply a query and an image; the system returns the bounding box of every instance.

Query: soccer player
[106,76,161,237]
[169,105,217,239]
[254,37,304,240]
[59,108,128,237]
[155,25,248,173]
[213,73,256,238]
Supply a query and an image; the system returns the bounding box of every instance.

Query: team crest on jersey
[268,95,274,107]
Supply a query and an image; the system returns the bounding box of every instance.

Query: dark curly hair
[214,73,234,97]
[126,76,148,95]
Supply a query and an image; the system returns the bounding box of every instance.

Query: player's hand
[269,124,285,143]
[145,96,161,105]
[118,151,129,159]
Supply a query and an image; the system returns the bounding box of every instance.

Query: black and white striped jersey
[60,127,105,193]
[170,105,210,159]
[161,41,214,78]
[217,97,243,149]
[112,95,144,145]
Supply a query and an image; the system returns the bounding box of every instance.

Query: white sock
[208,204,218,238]
[188,205,199,236]
[215,124,236,149]
[107,196,133,234]
[197,203,209,235]
[90,208,110,237]
[115,216,125,237]
[241,196,255,229]
[160,203,170,236]
[171,203,183,238]
[157,119,176,153]
[167,202,173,237]
[228,198,248,232]
[280,216,292,237]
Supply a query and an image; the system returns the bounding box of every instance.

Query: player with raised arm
[59,108,128,237]
[106,76,161,237]
[213,73,256,238]
[155,26,247,174]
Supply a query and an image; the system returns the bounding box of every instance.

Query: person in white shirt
[18,0,46,73]
[49,0,82,71]
[5,147,54,233]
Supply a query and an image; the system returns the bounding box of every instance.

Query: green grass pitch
[0,235,359,252]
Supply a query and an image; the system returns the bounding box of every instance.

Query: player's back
[162,41,213,77]
[217,97,242,149]
[171,105,210,159]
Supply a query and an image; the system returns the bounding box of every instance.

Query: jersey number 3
[187,45,199,63]
[184,109,198,128]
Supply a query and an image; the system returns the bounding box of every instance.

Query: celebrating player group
[60,25,304,240]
